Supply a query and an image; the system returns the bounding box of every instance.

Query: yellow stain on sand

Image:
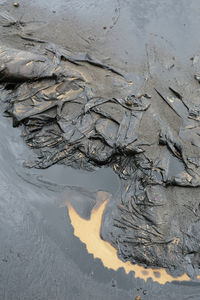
[67,192,194,284]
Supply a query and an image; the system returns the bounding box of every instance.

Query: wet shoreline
[1,1,200,299]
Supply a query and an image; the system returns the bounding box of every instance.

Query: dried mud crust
[2,43,200,278]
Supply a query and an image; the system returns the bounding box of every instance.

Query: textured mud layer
[2,43,200,279]
[68,197,191,284]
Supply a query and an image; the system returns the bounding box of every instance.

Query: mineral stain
[67,195,192,285]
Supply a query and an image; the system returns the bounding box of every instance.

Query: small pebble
[103,26,107,30]
[135,296,141,300]
[111,279,116,287]
[125,101,132,106]
[143,290,147,295]
[13,2,19,7]
[2,258,8,262]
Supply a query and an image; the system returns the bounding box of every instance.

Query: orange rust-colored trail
[67,192,196,284]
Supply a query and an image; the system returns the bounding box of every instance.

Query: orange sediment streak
[67,194,192,284]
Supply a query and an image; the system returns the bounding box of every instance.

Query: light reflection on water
[37,164,119,194]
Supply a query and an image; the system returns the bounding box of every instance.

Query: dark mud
[2,40,200,277]
[1,0,200,299]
